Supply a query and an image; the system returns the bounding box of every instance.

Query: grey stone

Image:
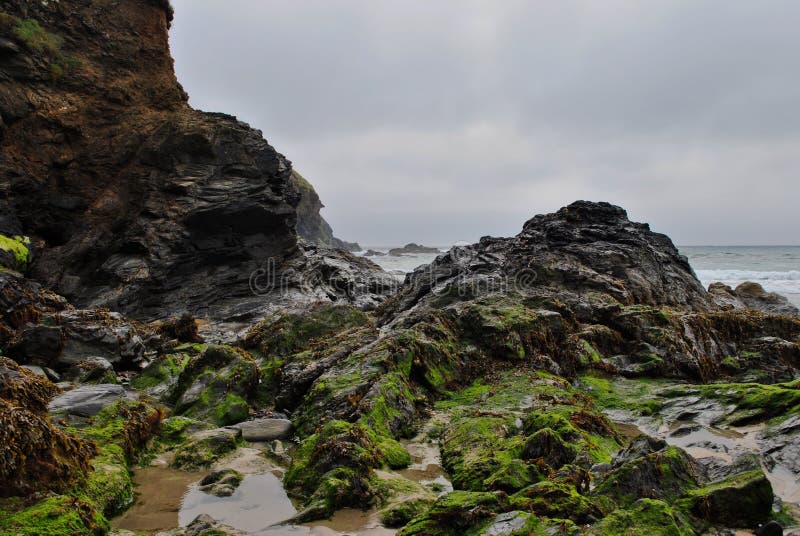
[231,418,293,442]
[481,511,532,536]
[48,383,126,417]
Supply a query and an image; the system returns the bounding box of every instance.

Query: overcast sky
[170,0,800,246]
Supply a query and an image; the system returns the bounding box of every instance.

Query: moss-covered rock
[680,469,774,528]
[380,496,436,528]
[0,234,30,272]
[592,440,698,510]
[521,428,577,469]
[242,302,371,359]
[78,399,164,461]
[130,351,190,396]
[284,420,411,519]
[169,344,260,426]
[510,481,601,524]
[483,458,543,493]
[590,498,694,536]
[396,491,507,536]
[171,427,241,470]
[0,495,107,535]
[696,380,800,426]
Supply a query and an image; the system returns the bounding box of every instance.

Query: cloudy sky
[170,0,800,246]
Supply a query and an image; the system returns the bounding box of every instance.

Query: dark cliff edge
[0,0,386,320]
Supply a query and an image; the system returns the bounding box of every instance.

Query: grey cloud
[170,0,800,245]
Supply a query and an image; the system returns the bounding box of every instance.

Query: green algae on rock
[0,235,30,272]
[171,427,241,471]
[167,344,260,426]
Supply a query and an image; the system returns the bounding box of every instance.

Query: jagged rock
[48,383,127,417]
[521,428,577,469]
[709,282,799,317]
[1,0,391,321]
[364,249,386,257]
[374,202,800,382]
[592,439,698,508]
[1,271,156,370]
[684,469,774,528]
[231,418,293,442]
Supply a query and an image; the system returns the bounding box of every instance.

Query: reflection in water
[180,473,297,532]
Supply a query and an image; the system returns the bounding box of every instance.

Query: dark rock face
[383,201,709,324]
[0,271,157,371]
[0,0,388,320]
[376,201,800,382]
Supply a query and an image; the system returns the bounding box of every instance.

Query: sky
[169,0,800,246]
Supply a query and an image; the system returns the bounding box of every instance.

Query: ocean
[360,245,800,308]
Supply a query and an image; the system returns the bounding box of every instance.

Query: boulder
[48,384,127,417]
[231,418,293,442]
[171,427,242,470]
[169,345,260,426]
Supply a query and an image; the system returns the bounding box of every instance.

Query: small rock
[199,469,243,497]
[154,513,247,536]
[232,418,293,442]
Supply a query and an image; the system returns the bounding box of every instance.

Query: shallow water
[179,473,297,532]
[609,398,800,513]
[111,464,208,533]
[111,434,454,535]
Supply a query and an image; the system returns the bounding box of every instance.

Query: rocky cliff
[0,0,385,320]
[291,170,360,251]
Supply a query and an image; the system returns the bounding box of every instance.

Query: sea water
[359,245,800,308]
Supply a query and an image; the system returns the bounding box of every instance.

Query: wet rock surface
[48,383,128,417]
[1,0,799,533]
[232,418,293,442]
